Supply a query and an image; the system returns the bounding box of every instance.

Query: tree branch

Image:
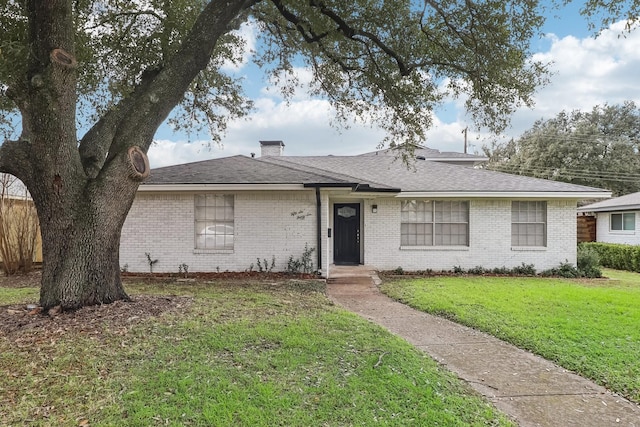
[78,0,258,180]
[269,0,430,77]
[309,0,415,76]
[98,0,258,170]
[84,9,165,31]
[0,139,34,186]
[78,66,161,178]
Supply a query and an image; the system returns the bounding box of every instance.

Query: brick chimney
[259,140,285,157]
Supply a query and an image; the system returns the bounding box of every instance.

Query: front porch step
[326,276,374,285]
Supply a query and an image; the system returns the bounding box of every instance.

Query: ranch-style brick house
[120,141,610,277]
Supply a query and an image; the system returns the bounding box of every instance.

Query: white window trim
[609,212,636,233]
[400,246,470,252]
[400,200,469,247]
[511,201,547,248]
[194,194,235,250]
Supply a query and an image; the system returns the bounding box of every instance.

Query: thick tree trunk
[35,144,148,310]
[37,187,134,310]
[38,211,130,311]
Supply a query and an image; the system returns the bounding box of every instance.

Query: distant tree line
[484,102,640,196]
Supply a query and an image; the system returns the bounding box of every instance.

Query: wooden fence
[577,215,596,243]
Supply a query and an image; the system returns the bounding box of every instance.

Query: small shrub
[286,244,315,274]
[512,263,536,276]
[286,255,302,274]
[467,265,486,275]
[541,261,579,278]
[299,244,315,273]
[257,256,278,273]
[453,265,464,274]
[392,266,405,275]
[178,263,189,278]
[577,245,602,278]
[491,266,510,275]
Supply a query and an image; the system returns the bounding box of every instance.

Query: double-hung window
[401,200,469,246]
[610,212,635,231]
[511,201,546,247]
[195,194,234,250]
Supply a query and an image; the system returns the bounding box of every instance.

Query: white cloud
[147,139,214,168]
[152,20,640,166]
[220,21,257,73]
[505,21,640,138]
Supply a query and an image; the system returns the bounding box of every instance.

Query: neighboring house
[120,141,610,277]
[577,192,640,245]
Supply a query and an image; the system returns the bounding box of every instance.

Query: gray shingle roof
[261,156,607,194]
[577,191,640,212]
[144,153,609,196]
[145,154,396,188]
[145,155,352,185]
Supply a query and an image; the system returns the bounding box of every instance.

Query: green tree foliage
[485,102,640,196]
[579,0,640,32]
[0,0,618,309]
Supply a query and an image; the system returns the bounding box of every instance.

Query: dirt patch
[0,271,318,347]
[0,295,192,346]
[0,271,190,346]
[121,271,317,281]
[0,270,316,288]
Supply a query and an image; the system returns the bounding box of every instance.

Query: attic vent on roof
[416,155,426,160]
[260,140,284,157]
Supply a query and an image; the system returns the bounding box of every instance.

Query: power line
[488,164,640,183]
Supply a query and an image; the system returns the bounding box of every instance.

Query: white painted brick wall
[121,192,579,274]
[120,191,318,273]
[595,212,640,245]
[363,198,577,272]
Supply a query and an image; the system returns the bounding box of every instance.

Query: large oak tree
[0,0,621,310]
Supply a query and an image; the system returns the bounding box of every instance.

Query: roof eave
[397,191,612,199]
[577,204,640,213]
[303,182,400,192]
[138,183,307,191]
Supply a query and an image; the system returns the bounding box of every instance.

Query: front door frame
[333,202,361,265]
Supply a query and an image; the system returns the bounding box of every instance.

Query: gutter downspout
[315,187,322,276]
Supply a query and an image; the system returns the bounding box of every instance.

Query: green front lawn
[381,269,640,402]
[0,280,512,426]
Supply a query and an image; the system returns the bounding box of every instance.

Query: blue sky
[148,3,640,167]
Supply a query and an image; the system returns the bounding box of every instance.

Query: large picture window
[195,194,234,250]
[511,201,546,247]
[401,200,469,246]
[610,212,635,231]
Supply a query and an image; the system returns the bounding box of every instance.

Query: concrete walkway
[326,266,640,427]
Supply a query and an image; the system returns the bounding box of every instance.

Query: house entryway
[333,203,360,265]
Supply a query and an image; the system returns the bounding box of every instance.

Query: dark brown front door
[334,203,360,265]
